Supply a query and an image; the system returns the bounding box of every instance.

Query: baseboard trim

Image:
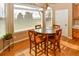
[62,35,72,40]
[68,36,72,39]
[0,37,29,53]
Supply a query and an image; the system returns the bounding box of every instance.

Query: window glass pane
[14,4,41,32]
[0,4,5,38]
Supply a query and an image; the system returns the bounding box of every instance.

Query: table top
[34,27,56,35]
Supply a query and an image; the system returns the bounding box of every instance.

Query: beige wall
[50,3,72,39]
[5,3,14,33]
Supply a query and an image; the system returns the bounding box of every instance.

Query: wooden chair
[48,25,60,38]
[28,30,45,56]
[35,25,41,29]
[49,29,62,55]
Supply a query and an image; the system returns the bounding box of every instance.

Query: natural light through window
[14,4,41,32]
[0,3,5,38]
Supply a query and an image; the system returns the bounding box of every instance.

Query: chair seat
[49,39,57,44]
[35,35,45,44]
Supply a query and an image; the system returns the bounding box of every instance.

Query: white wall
[55,9,68,38]
[50,3,72,39]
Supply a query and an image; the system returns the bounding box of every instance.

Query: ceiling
[14,3,55,9]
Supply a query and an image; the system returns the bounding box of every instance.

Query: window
[14,4,41,32]
[0,4,5,38]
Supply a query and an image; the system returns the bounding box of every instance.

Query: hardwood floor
[0,36,79,56]
[0,40,29,56]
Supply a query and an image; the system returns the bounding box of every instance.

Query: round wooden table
[34,28,56,56]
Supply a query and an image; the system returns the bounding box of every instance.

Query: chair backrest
[34,32,43,44]
[53,25,60,29]
[56,29,62,40]
[28,30,42,44]
[28,30,35,42]
[35,25,41,29]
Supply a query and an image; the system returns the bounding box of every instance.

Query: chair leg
[44,41,46,54]
[50,42,52,50]
[57,42,61,52]
[53,44,56,56]
[41,42,42,48]
[46,42,48,56]
[35,45,37,56]
[38,44,39,49]
[30,42,31,54]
